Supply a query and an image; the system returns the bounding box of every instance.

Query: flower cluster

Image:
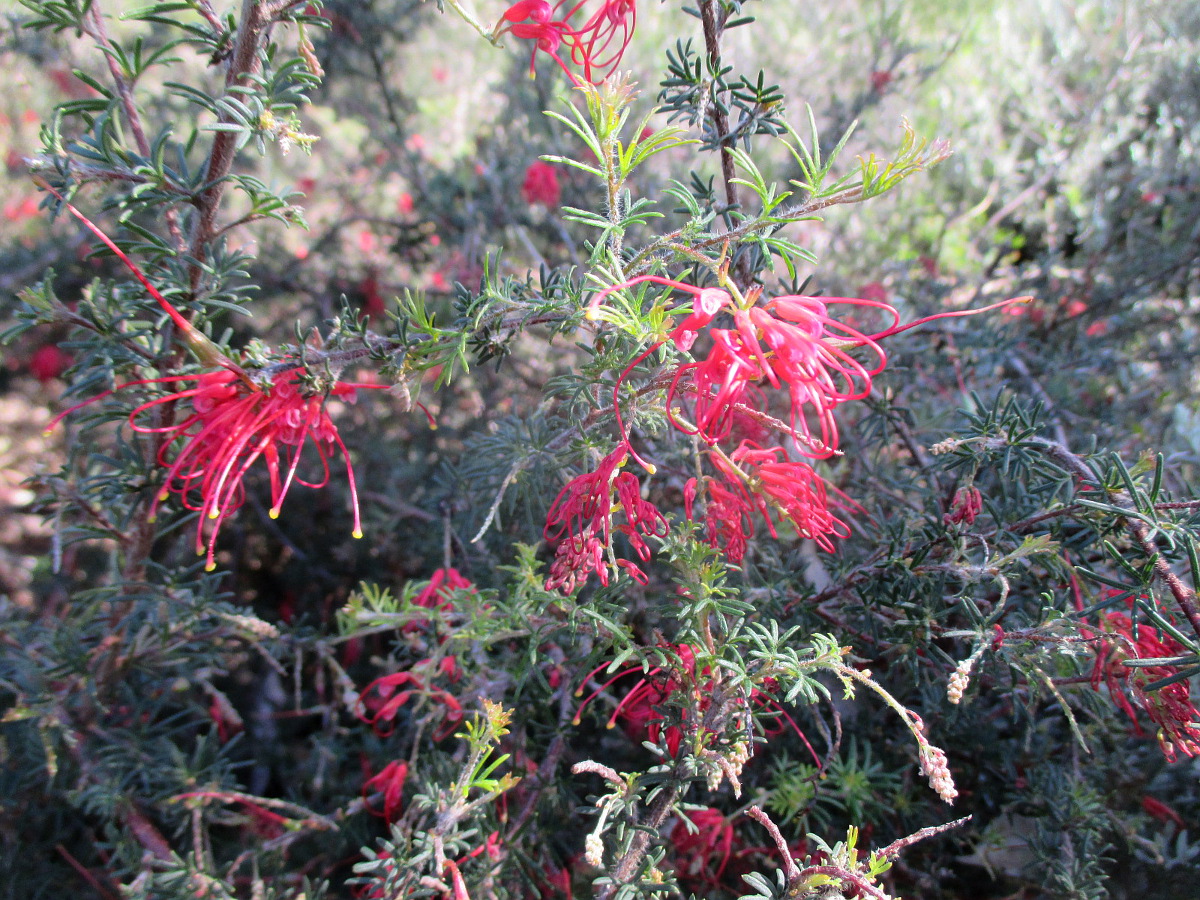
[565,274,1026,579]
[543,442,667,593]
[1092,604,1200,762]
[42,188,416,571]
[130,367,384,570]
[495,0,635,84]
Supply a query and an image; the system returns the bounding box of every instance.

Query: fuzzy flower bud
[585,832,604,867]
[946,659,973,705]
[918,742,958,804]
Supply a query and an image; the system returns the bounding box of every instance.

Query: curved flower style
[1093,605,1200,762]
[39,187,414,572]
[687,442,851,561]
[496,0,635,84]
[124,367,384,570]
[543,442,668,593]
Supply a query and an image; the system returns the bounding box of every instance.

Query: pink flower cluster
[538,274,1027,590]
[496,0,635,84]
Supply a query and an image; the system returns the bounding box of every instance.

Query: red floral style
[1092,605,1200,762]
[40,188,418,570]
[118,367,385,571]
[496,0,635,85]
[687,443,851,561]
[363,759,408,822]
[543,443,668,593]
[521,160,561,207]
[356,670,464,741]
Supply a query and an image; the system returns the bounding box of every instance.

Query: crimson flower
[356,670,464,741]
[363,759,408,822]
[496,0,635,84]
[687,442,851,562]
[118,366,387,571]
[521,160,562,207]
[944,485,983,525]
[543,443,668,593]
[40,186,418,571]
[670,808,738,891]
[1092,604,1200,762]
[29,344,72,382]
[574,644,816,761]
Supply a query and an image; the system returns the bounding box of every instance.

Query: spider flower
[589,273,1027,457]
[496,0,635,84]
[686,442,851,561]
[1092,606,1200,762]
[543,442,668,593]
[38,186,411,571]
[116,366,387,571]
[362,759,408,822]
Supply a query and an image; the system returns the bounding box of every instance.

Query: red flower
[543,443,668,593]
[29,344,72,382]
[40,189,412,571]
[687,443,851,561]
[1092,604,1200,762]
[574,644,816,761]
[944,485,983,525]
[363,760,408,822]
[670,808,738,891]
[125,366,385,571]
[521,160,561,207]
[495,0,635,84]
[356,670,464,741]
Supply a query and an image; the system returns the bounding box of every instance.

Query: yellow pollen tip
[269,508,280,519]
[205,562,216,572]
[159,491,170,502]
[643,463,657,475]
[571,715,582,725]
[429,422,438,431]
[146,515,156,524]
[352,529,363,539]
[196,548,205,557]
[208,510,219,520]
[584,307,599,321]
[606,722,616,729]
[43,427,53,436]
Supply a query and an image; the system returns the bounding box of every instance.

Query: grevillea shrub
[2,1,1199,899]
